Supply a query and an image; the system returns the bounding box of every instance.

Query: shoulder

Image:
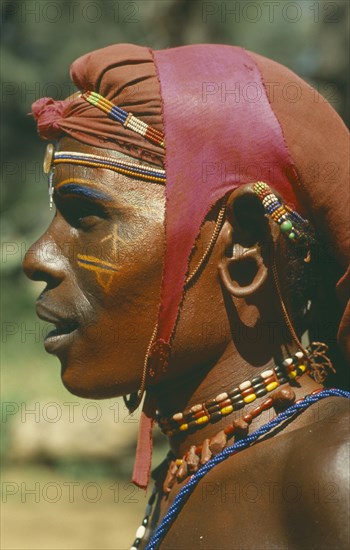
[161,396,349,549]
[282,395,350,549]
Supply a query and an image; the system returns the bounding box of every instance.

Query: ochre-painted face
[23,138,166,398]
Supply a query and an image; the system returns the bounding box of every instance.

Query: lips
[35,302,79,354]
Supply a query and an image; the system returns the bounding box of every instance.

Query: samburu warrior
[23,44,349,549]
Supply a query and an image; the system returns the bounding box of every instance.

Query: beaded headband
[43,144,166,208]
[81,91,165,148]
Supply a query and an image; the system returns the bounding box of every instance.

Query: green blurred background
[1,1,349,548]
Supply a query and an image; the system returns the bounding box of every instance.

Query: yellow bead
[288,370,297,379]
[298,364,306,373]
[175,459,183,466]
[179,423,189,431]
[221,405,234,415]
[195,415,209,425]
[266,381,279,392]
[243,393,257,404]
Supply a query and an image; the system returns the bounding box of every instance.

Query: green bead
[288,232,296,240]
[280,220,293,232]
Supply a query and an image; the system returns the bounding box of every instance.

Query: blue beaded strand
[145,388,350,550]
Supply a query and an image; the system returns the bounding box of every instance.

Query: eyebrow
[54,177,160,215]
[54,178,113,203]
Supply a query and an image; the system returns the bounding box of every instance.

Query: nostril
[30,269,51,282]
[22,240,66,285]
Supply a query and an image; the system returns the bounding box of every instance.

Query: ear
[218,183,277,298]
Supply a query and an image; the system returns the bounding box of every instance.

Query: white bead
[295,351,304,359]
[239,381,252,391]
[136,525,146,539]
[261,369,274,379]
[283,358,293,367]
[215,392,228,402]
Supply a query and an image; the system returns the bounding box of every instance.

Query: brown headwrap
[32,44,164,166]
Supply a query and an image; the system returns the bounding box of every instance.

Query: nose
[23,231,66,287]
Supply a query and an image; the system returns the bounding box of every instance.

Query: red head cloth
[31,44,349,488]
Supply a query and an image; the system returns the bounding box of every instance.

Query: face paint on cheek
[76,254,120,292]
[100,222,126,257]
[76,221,130,293]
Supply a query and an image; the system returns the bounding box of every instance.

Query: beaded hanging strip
[140,388,350,550]
[253,181,309,241]
[82,91,165,148]
[157,349,308,436]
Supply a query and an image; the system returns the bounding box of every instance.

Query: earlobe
[217,185,270,299]
[218,224,268,298]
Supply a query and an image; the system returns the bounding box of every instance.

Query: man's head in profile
[23,46,349,537]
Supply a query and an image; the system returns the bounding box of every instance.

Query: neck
[155,342,323,458]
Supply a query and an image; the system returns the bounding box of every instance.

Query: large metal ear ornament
[218,243,268,298]
[43,143,55,174]
[43,143,55,209]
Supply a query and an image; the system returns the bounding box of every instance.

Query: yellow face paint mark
[77,254,120,292]
[55,177,103,192]
[101,222,126,256]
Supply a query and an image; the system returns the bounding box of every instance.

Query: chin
[60,363,138,400]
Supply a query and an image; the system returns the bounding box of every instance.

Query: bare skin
[23,138,349,549]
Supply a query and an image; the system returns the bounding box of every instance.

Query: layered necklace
[128,345,349,550]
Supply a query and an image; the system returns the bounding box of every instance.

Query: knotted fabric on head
[31,44,349,489]
[32,44,165,167]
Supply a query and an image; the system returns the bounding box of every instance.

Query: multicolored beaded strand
[253,181,309,241]
[158,350,308,436]
[43,147,166,183]
[129,483,158,550]
[42,145,166,209]
[145,388,350,550]
[82,91,165,148]
[162,385,298,493]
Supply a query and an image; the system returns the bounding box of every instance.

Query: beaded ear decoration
[43,144,166,209]
[253,181,309,242]
[81,91,165,148]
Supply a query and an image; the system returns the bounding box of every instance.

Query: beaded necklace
[158,349,307,436]
[162,385,297,493]
[130,388,349,550]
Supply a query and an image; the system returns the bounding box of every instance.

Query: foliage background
[1,1,349,549]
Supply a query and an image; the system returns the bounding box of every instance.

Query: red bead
[218,398,232,409]
[261,397,273,410]
[241,387,254,398]
[224,424,235,436]
[263,375,276,386]
[250,405,262,418]
[193,409,206,420]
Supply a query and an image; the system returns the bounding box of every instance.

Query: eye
[55,196,109,230]
[77,214,102,230]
